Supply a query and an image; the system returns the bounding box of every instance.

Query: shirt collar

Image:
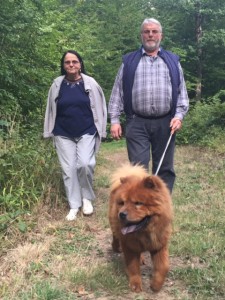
[141,46,161,56]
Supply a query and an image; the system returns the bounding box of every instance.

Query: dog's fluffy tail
[110,163,148,191]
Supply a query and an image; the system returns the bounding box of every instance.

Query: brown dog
[109,163,173,293]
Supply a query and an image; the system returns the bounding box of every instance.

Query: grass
[0,139,225,299]
[170,145,225,299]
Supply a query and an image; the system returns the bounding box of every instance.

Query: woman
[43,50,107,221]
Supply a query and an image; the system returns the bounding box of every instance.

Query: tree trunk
[195,3,203,100]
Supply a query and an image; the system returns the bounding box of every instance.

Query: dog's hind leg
[150,247,169,292]
[140,253,145,265]
[112,235,121,253]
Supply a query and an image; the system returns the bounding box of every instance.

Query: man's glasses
[64,60,80,65]
[142,30,161,35]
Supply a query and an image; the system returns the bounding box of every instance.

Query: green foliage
[177,96,225,150]
[2,142,40,210]
[1,0,225,114]
[0,123,61,214]
[0,0,49,115]
[149,0,225,99]
[18,281,68,300]
[0,210,27,233]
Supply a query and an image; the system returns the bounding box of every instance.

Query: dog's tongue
[121,217,150,235]
[121,224,137,235]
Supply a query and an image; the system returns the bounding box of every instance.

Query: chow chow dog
[109,163,173,293]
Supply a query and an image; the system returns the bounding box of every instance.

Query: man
[108,18,189,193]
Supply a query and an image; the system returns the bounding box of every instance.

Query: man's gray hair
[141,18,162,33]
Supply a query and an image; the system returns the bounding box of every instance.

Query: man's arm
[174,63,189,121]
[170,63,189,134]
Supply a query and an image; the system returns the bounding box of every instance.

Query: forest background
[1,1,225,299]
[1,0,225,261]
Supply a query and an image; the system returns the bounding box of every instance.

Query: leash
[154,132,173,176]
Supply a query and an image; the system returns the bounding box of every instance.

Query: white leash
[155,133,173,176]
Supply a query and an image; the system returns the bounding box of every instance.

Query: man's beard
[143,40,160,53]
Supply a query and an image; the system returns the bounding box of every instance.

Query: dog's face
[110,175,169,234]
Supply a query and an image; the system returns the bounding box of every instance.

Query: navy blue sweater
[53,80,96,138]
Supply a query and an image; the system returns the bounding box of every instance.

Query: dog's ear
[144,175,165,190]
[143,176,156,189]
[120,177,128,184]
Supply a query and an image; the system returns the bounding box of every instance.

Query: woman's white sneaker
[82,198,93,215]
[66,208,79,221]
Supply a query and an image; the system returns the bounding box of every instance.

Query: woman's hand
[110,124,122,140]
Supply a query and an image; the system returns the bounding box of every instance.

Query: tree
[148,0,225,100]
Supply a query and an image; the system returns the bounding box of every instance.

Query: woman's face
[63,53,81,77]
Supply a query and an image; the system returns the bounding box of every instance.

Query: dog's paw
[150,271,166,292]
[129,278,142,293]
[150,280,163,293]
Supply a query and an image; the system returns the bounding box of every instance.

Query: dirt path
[0,146,188,300]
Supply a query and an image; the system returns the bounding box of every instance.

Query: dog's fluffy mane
[110,163,148,191]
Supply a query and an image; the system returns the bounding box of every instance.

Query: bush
[0,113,64,214]
[0,138,58,213]
[177,98,225,151]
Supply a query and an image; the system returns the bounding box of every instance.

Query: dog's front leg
[122,246,142,293]
[150,247,169,292]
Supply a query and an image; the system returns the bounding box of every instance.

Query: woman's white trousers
[54,134,96,209]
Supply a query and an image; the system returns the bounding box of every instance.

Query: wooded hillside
[1,0,225,115]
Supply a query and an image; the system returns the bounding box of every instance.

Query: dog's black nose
[119,211,127,220]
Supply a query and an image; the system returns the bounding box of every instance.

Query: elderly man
[108,18,189,192]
